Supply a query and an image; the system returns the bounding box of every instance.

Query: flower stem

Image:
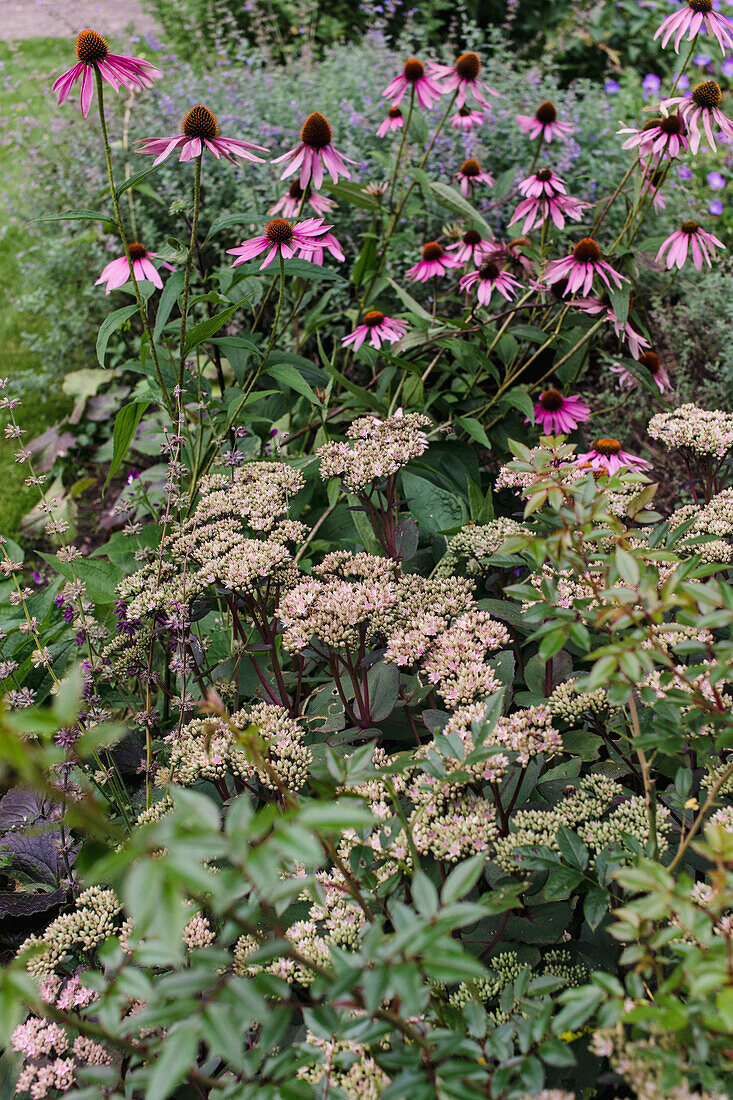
[95,70,174,417]
[179,152,203,389]
[244,252,286,399]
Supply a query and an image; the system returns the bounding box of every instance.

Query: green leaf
[96,304,138,367]
[401,471,468,534]
[182,299,246,356]
[325,181,380,209]
[153,271,185,344]
[501,387,535,423]
[34,208,117,226]
[352,235,379,286]
[105,402,149,488]
[39,553,124,606]
[145,1025,199,1100]
[386,278,434,323]
[412,870,439,916]
[583,886,610,931]
[428,182,491,235]
[441,853,486,904]
[556,826,589,871]
[116,165,159,200]
[266,362,319,404]
[205,211,260,241]
[455,416,491,449]
[608,281,630,328]
[492,167,517,202]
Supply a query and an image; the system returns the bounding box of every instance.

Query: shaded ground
[5,0,158,41]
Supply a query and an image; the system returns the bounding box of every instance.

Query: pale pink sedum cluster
[491,705,563,766]
[317,412,431,492]
[648,404,733,458]
[419,610,510,706]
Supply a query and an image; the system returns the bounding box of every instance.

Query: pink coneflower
[533,390,591,434]
[509,168,587,233]
[459,257,522,303]
[271,112,355,189]
[516,100,574,142]
[382,58,445,109]
[656,220,725,270]
[377,107,405,136]
[52,29,162,118]
[654,0,733,55]
[95,243,165,294]
[406,241,461,282]
[341,311,409,351]
[618,111,689,157]
[450,105,484,130]
[455,158,494,199]
[576,438,651,475]
[136,104,267,165]
[306,231,346,266]
[611,350,672,393]
[447,229,492,265]
[227,217,336,270]
[428,51,498,108]
[663,80,733,153]
[544,238,625,297]
[268,180,336,219]
[574,295,650,360]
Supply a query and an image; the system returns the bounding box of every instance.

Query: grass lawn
[0,38,73,537]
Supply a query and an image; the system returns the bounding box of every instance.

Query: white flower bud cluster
[318,412,431,492]
[577,795,670,858]
[182,912,215,952]
[702,758,733,796]
[549,678,610,722]
[18,887,122,978]
[669,489,733,563]
[297,1031,391,1099]
[435,518,531,578]
[493,774,621,872]
[164,704,312,792]
[447,950,523,1009]
[648,404,733,458]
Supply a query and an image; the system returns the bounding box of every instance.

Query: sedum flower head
[318,412,431,492]
[648,404,733,458]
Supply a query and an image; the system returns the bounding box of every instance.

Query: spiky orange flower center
[128,243,148,261]
[182,105,219,139]
[689,0,713,13]
[455,51,481,80]
[75,29,109,63]
[536,168,553,181]
[301,112,332,150]
[388,106,403,119]
[692,80,722,109]
[403,58,425,82]
[421,241,444,261]
[265,218,294,244]
[460,158,481,177]
[363,310,385,327]
[462,229,482,245]
[681,220,700,233]
[573,238,601,264]
[535,100,557,124]
[539,389,564,411]
[638,351,661,373]
[593,438,622,456]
